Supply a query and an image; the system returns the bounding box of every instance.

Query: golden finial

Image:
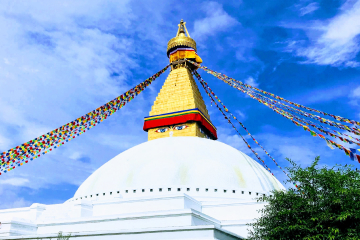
[177,19,191,38]
[167,19,197,56]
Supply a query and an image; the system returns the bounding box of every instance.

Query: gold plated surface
[167,19,197,54]
[147,67,212,141]
[149,67,209,118]
[147,20,215,141]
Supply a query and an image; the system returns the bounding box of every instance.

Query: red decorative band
[143,111,217,139]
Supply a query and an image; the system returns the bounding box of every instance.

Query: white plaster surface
[2,225,242,240]
[0,137,286,239]
[73,137,284,202]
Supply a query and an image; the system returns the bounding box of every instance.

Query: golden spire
[143,20,215,141]
[166,20,203,66]
[177,19,191,38]
[167,19,197,56]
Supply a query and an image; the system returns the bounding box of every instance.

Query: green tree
[248,157,360,240]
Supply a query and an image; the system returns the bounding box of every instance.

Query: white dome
[72,137,285,201]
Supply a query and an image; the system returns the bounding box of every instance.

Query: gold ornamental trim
[167,37,196,53]
[167,19,197,54]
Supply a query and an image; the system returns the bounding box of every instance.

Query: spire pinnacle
[167,19,197,56]
[167,19,202,65]
[177,19,191,38]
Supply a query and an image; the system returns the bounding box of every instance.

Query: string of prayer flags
[256,88,360,162]
[192,70,275,174]
[233,79,360,163]
[186,59,360,129]
[253,93,360,147]
[0,65,170,175]
[266,97,360,139]
[246,87,360,137]
[186,60,360,164]
[237,83,360,136]
[223,76,360,143]
[192,70,300,189]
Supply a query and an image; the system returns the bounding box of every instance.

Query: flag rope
[254,93,360,146]
[0,65,170,175]
[187,59,360,131]
[243,85,360,136]
[254,92,360,161]
[193,71,274,175]
[192,70,274,173]
[233,85,360,146]
[188,60,360,163]
[192,70,301,189]
[263,96,360,140]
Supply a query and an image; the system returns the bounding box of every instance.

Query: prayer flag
[344,149,351,157]
[326,139,334,149]
[350,152,355,161]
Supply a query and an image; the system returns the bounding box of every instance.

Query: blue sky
[0,0,360,208]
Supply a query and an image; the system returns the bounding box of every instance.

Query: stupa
[0,20,285,240]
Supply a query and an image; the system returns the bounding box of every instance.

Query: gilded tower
[143,20,217,141]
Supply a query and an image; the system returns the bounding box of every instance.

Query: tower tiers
[144,67,217,141]
[143,20,216,141]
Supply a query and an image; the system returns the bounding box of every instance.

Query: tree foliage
[248,156,360,240]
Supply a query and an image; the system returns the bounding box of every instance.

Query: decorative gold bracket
[177,19,191,38]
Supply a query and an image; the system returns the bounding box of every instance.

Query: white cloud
[349,85,360,106]
[234,39,260,63]
[193,2,238,40]
[226,33,263,66]
[0,184,32,209]
[288,0,360,67]
[299,2,320,16]
[11,198,32,208]
[291,84,350,105]
[0,177,29,186]
[0,0,172,207]
[244,76,259,88]
[0,134,11,150]
[0,0,136,191]
[235,110,247,121]
[96,133,145,150]
[351,86,360,98]
[218,132,252,156]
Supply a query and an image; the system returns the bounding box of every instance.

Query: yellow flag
[326,140,334,150]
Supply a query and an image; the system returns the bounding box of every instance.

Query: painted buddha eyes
[156,128,169,133]
[155,125,188,133]
[174,125,188,130]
